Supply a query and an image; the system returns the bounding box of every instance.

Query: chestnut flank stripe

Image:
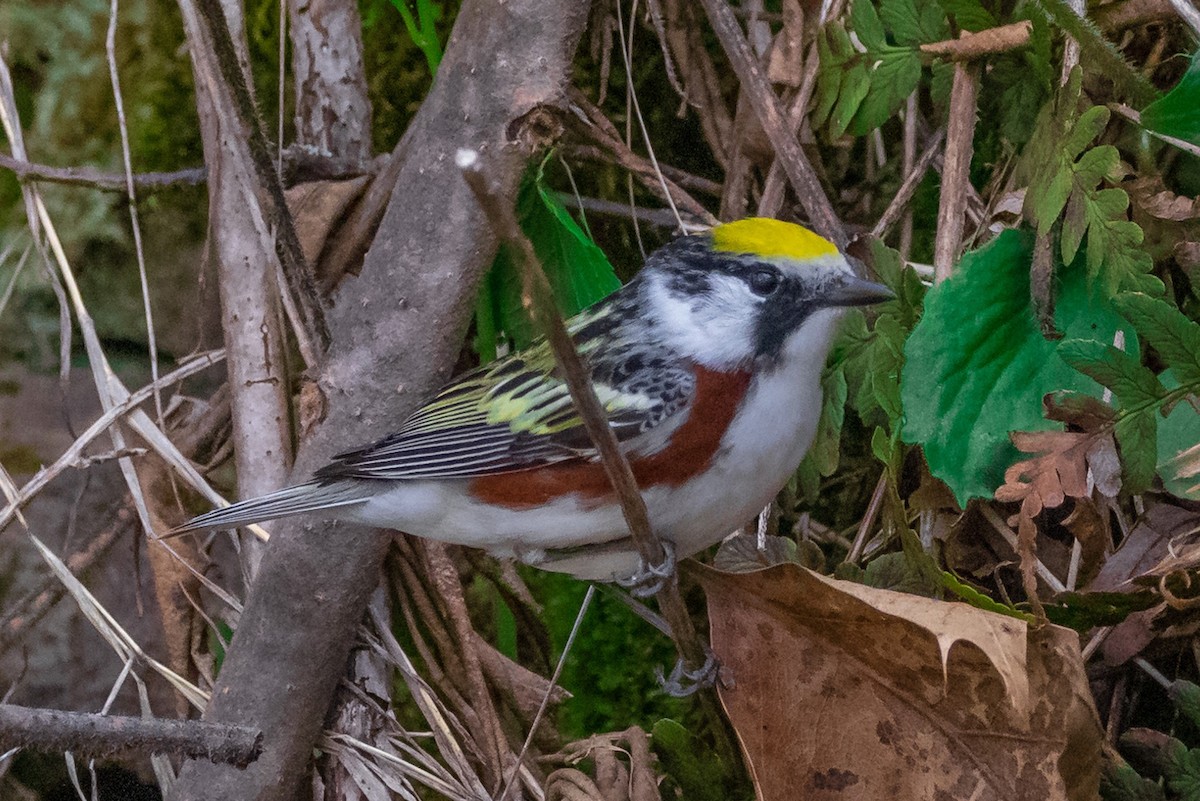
[468,366,752,509]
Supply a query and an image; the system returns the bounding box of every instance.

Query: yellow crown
[711,218,838,261]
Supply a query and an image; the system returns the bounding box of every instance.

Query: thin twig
[0,152,206,191]
[933,62,981,282]
[0,704,262,767]
[871,128,946,240]
[846,473,887,565]
[979,504,1067,593]
[107,0,167,459]
[458,147,717,701]
[699,0,845,245]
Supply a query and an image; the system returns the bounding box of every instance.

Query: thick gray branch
[171,2,589,798]
[287,0,373,162]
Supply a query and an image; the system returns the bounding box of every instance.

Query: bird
[172,217,893,585]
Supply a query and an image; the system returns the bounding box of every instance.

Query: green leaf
[1141,50,1200,145]
[1157,370,1200,500]
[831,61,871,138]
[1171,680,1200,731]
[880,0,947,45]
[936,0,996,31]
[902,228,1134,504]
[651,719,729,801]
[940,571,1035,621]
[1167,746,1200,801]
[1115,293,1200,386]
[851,50,921,135]
[1058,339,1166,408]
[851,0,887,50]
[796,366,848,500]
[1115,409,1158,494]
[1101,762,1167,801]
[490,165,621,349]
[863,552,942,596]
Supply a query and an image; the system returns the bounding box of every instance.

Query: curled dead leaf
[694,562,1101,801]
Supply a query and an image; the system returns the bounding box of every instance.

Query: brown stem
[871,128,946,240]
[0,704,262,768]
[699,0,845,246]
[919,21,1033,60]
[933,62,980,282]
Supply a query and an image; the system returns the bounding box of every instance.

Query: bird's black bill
[823,275,895,307]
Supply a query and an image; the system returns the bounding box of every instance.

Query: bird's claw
[616,540,677,598]
[656,649,720,697]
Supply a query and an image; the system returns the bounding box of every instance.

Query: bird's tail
[164,481,374,537]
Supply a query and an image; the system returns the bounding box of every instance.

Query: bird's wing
[314,313,695,482]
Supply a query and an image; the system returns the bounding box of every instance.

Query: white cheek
[649,275,758,369]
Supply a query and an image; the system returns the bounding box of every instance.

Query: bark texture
[179,0,292,579]
[171,2,589,798]
[287,0,373,162]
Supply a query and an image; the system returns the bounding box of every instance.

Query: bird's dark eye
[748,269,781,296]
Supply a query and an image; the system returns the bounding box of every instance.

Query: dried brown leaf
[696,563,1102,801]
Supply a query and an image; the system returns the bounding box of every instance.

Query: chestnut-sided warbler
[174,218,892,582]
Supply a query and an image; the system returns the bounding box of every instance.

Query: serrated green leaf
[1062,190,1088,266]
[940,571,1035,621]
[880,0,947,45]
[1035,169,1073,235]
[930,60,954,113]
[796,366,848,500]
[1101,762,1167,801]
[831,61,871,138]
[1044,590,1159,630]
[1157,370,1200,500]
[1064,106,1111,159]
[813,31,844,129]
[851,0,887,50]
[902,228,1135,504]
[1167,746,1200,801]
[1074,145,1120,184]
[1058,339,1166,408]
[1115,409,1158,494]
[870,314,905,424]
[1141,50,1200,145]
[851,50,921,134]
[935,0,996,31]
[1115,294,1200,386]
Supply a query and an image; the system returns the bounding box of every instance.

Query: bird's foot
[616,540,677,598]
[656,649,720,697]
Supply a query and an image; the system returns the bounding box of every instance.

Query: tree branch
[0,153,205,191]
[0,704,262,768]
[171,2,590,797]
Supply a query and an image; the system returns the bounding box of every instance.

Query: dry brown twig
[698,0,845,245]
[933,61,981,282]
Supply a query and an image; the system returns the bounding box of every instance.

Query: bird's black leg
[656,648,720,697]
[616,539,677,598]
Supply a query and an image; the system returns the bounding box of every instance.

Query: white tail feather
[168,482,372,535]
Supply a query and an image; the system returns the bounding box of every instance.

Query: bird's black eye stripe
[747,268,781,296]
